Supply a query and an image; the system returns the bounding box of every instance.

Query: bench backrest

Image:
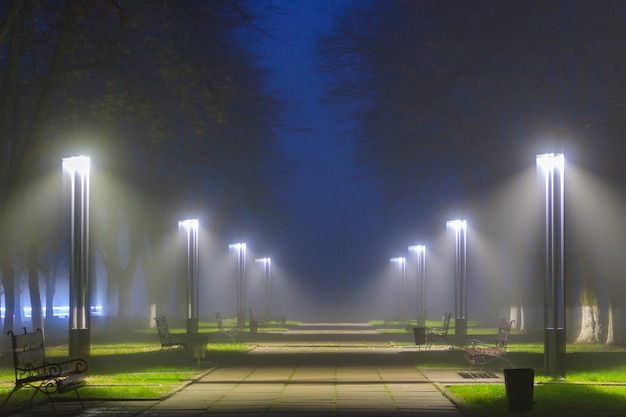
[9,328,46,382]
[494,319,515,349]
[441,313,452,333]
[215,312,225,332]
[154,316,172,343]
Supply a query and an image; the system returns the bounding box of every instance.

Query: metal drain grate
[458,371,499,379]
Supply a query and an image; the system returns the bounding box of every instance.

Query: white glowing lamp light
[408,245,425,254]
[537,153,565,173]
[255,257,271,265]
[229,242,246,251]
[63,155,91,175]
[446,219,467,231]
[178,218,199,231]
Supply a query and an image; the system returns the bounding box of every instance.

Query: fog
[2,153,626,348]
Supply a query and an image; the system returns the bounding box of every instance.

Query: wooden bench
[426,312,452,350]
[0,328,88,416]
[214,312,237,343]
[464,319,515,370]
[154,316,194,349]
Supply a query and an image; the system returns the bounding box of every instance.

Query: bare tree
[319,0,626,338]
[0,0,292,341]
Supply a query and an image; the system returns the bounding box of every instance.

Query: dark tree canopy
[319,0,626,211]
[0,0,293,332]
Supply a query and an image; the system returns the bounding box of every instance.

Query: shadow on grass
[88,349,197,374]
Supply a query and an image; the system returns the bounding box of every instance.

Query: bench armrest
[45,358,88,376]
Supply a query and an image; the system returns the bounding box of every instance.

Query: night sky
[255,0,388,316]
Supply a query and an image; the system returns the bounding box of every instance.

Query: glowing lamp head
[255,257,271,265]
[446,219,467,231]
[229,243,246,251]
[62,155,90,175]
[536,153,564,173]
[408,245,425,254]
[390,257,406,265]
[178,219,199,231]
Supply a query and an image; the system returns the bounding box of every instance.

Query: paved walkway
[10,323,502,417]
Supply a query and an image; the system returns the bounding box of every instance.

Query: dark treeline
[319,0,626,342]
[0,0,293,349]
[2,0,626,347]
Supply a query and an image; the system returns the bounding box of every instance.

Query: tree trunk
[574,304,601,344]
[606,301,614,345]
[0,0,25,47]
[509,290,526,332]
[27,244,43,331]
[43,266,58,326]
[0,259,16,352]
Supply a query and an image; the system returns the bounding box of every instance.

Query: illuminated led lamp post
[447,219,467,345]
[537,153,566,378]
[229,243,247,329]
[63,156,91,361]
[390,257,407,323]
[255,258,271,323]
[179,219,199,334]
[409,245,426,326]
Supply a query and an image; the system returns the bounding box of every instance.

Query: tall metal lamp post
[447,219,467,345]
[408,245,426,326]
[179,219,199,334]
[390,257,406,323]
[255,258,271,323]
[229,243,247,329]
[63,155,91,361]
[537,153,566,378]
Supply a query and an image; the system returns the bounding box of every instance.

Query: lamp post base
[454,318,467,346]
[545,328,566,378]
[237,309,246,330]
[69,328,90,361]
[187,318,199,334]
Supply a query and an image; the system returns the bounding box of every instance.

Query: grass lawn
[0,336,253,410]
[0,314,291,408]
[448,384,626,417]
[3,319,626,416]
[377,320,626,416]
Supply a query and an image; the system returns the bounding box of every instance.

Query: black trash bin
[413,327,426,345]
[504,368,534,412]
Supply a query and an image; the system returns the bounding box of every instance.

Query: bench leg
[74,387,85,408]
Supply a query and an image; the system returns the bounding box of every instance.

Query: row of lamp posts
[389,153,565,378]
[62,152,565,378]
[62,155,273,361]
[391,221,465,341]
[229,244,272,329]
